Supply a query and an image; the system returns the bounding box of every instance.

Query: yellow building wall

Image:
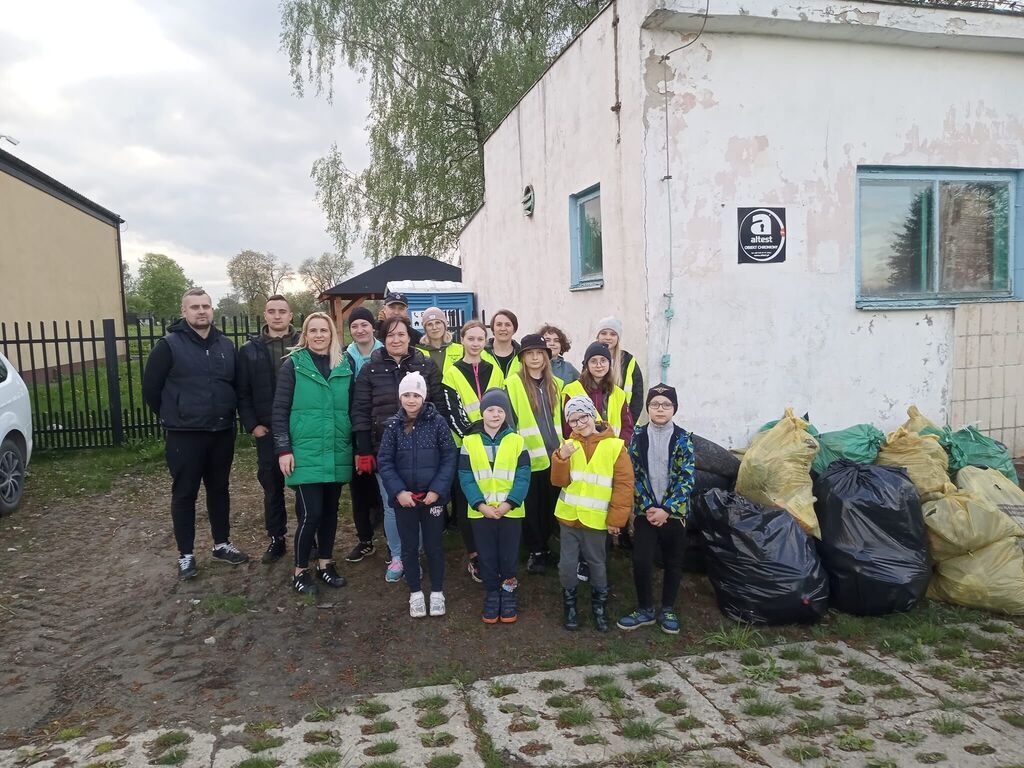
[0,172,122,367]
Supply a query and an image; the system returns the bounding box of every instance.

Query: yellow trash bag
[927,537,1024,615]
[902,404,940,434]
[875,427,949,502]
[954,466,1024,532]
[922,484,1024,561]
[736,407,820,538]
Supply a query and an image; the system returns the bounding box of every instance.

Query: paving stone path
[3,622,1023,768]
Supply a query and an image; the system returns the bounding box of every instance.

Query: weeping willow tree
[281,0,605,264]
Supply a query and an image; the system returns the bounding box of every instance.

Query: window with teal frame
[856,168,1020,308]
[569,184,603,289]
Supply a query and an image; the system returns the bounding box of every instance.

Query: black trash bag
[682,470,732,575]
[692,434,741,479]
[693,489,829,624]
[813,459,930,616]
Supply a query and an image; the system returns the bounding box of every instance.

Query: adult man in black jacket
[237,295,300,564]
[143,288,250,580]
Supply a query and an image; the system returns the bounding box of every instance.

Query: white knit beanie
[595,316,623,339]
[564,394,598,421]
[399,371,427,399]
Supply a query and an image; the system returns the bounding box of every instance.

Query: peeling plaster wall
[641,30,1024,448]
[458,2,649,366]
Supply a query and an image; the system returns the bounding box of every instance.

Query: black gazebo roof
[321,255,462,300]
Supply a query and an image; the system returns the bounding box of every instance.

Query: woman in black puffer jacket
[352,316,445,581]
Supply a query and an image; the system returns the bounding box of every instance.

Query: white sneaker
[429,591,446,616]
[409,591,427,618]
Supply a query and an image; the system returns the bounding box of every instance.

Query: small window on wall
[857,169,1015,307]
[570,184,603,289]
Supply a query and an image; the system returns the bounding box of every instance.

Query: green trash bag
[941,426,1019,485]
[811,424,886,476]
[759,416,820,438]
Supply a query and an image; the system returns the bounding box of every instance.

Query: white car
[0,351,32,514]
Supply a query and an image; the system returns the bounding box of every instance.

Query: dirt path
[0,447,733,747]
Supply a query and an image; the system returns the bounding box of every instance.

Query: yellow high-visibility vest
[482,348,521,378]
[554,437,625,530]
[462,432,526,519]
[443,361,504,446]
[622,355,637,394]
[418,341,464,374]
[562,380,627,437]
[505,373,564,472]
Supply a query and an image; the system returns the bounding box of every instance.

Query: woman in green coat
[272,312,354,595]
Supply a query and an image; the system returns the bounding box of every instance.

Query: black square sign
[738,207,786,264]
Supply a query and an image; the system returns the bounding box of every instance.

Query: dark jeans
[396,502,446,592]
[523,467,559,554]
[632,515,686,609]
[349,470,381,543]
[470,517,522,592]
[255,433,287,539]
[452,481,477,554]
[294,482,343,569]
[166,429,235,556]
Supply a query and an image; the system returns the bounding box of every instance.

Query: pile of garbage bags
[689,404,1023,622]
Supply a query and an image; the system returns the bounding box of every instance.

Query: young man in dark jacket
[142,288,249,580]
[236,295,299,564]
[618,384,695,635]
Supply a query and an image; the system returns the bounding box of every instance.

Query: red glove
[355,455,376,475]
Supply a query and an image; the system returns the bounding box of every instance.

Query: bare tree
[298,252,355,297]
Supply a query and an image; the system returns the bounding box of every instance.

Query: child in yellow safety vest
[458,388,532,624]
[551,395,634,632]
[505,334,564,575]
[442,320,505,583]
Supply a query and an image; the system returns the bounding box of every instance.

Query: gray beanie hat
[564,394,598,421]
[479,387,512,416]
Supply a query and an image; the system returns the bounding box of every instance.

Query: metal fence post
[102,318,124,446]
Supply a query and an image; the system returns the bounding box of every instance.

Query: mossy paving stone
[859,625,1024,706]
[467,661,737,766]
[0,729,218,768]
[678,641,936,736]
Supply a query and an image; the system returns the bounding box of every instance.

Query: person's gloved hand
[355,454,376,474]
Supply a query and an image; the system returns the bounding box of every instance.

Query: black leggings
[523,467,559,554]
[632,515,686,609]
[452,481,477,554]
[294,482,343,569]
[349,470,381,543]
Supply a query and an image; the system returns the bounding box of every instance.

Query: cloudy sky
[0,0,370,300]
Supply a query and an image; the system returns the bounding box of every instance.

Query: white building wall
[640,24,1024,447]
[459,2,650,366]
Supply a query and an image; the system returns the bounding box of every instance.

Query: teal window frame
[569,184,604,290]
[855,167,1021,309]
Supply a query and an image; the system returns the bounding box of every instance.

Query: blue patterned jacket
[628,424,695,520]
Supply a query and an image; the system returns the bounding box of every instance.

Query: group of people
[143,287,695,633]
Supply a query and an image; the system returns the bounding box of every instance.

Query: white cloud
[0,0,372,307]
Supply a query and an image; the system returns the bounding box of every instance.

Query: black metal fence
[0,317,260,450]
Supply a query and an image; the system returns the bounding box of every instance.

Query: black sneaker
[527,552,547,575]
[345,540,375,563]
[293,569,318,595]
[211,542,250,565]
[178,554,197,581]
[261,537,286,564]
[577,559,590,583]
[316,562,348,588]
[468,556,482,583]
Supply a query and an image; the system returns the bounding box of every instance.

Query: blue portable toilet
[387,280,476,330]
